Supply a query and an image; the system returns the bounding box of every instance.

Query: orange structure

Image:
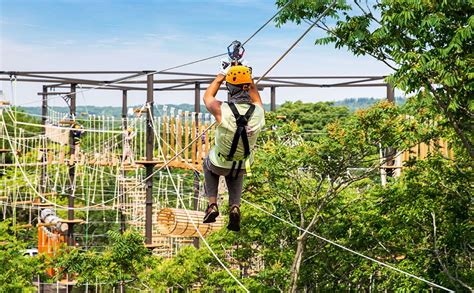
[38,226,65,276]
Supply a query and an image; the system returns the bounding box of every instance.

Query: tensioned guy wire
[241,198,454,292]
[148,107,249,292]
[158,0,297,73]
[256,0,338,84]
[31,0,297,104]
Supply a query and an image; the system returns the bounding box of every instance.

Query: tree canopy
[275,0,474,159]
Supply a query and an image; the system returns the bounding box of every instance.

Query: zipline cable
[148,106,249,292]
[1,104,217,211]
[14,0,296,106]
[159,0,296,73]
[255,0,337,85]
[241,198,454,292]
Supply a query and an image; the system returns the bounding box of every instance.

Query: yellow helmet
[226,65,252,85]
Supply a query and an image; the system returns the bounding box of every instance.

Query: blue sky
[1,0,396,107]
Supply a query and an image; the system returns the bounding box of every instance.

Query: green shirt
[209,102,265,169]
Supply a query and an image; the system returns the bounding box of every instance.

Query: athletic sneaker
[227,205,241,232]
[203,203,219,223]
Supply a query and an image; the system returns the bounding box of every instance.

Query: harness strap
[226,102,255,161]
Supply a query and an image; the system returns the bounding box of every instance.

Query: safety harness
[220,102,255,178]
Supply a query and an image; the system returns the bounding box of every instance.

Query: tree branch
[431,212,473,291]
[426,83,474,159]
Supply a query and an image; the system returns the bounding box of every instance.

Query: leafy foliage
[0,220,44,292]
[53,230,151,289]
[275,0,474,159]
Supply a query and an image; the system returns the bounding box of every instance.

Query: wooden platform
[12,200,34,205]
[0,148,10,153]
[40,192,57,197]
[38,222,57,228]
[121,165,140,171]
[60,219,85,224]
[144,243,171,249]
[32,202,54,207]
[59,120,75,125]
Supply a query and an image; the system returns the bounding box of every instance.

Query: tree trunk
[288,237,306,293]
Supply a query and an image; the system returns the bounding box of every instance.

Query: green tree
[54,230,151,290]
[236,102,410,292]
[275,0,474,159]
[0,220,44,292]
[310,154,472,291]
[275,101,350,140]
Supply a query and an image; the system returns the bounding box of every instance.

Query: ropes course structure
[0,1,454,290]
[0,69,453,291]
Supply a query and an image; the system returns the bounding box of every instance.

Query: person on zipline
[202,59,265,231]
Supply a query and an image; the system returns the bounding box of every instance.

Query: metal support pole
[386,83,395,103]
[194,82,201,113]
[193,82,201,248]
[67,84,76,246]
[384,83,396,178]
[41,86,48,133]
[270,86,276,112]
[39,87,48,293]
[145,74,154,244]
[120,90,127,234]
[41,86,48,193]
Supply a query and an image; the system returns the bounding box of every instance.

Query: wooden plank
[177,115,182,161]
[32,202,54,207]
[184,115,189,162]
[419,143,428,159]
[60,219,85,224]
[163,116,168,160]
[12,201,33,205]
[191,118,196,164]
[197,122,203,165]
[59,120,75,125]
[170,115,175,159]
[135,160,161,165]
[204,122,210,154]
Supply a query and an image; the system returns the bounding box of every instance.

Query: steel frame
[0,69,394,246]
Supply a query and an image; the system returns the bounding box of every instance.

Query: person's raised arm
[249,79,263,109]
[203,74,224,123]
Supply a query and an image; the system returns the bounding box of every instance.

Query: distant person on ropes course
[202,59,265,232]
[70,122,84,165]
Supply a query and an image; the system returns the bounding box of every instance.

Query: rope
[241,198,454,292]
[0,116,129,210]
[12,118,124,134]
[241,0,296,46]
[114,115,216,201]
[151,105,202,173]
[17,0,296,107]
[255,0,337,85]
[158,0,296,73]
[148,107,249,292]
